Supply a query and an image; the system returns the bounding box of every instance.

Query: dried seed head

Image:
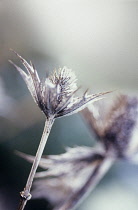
[9,50,109,119]
[82,95,138,158]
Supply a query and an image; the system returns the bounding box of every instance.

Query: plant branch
[18,117,54,210]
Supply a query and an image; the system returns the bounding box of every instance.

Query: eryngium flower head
[17,147,109,209]
[9,50,109,119]
[82,95,138,158]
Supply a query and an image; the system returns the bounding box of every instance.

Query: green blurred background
[0,0,138,209]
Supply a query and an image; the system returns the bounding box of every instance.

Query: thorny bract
[9,50,109,119]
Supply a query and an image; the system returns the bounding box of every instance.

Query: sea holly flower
[17,147,114,210]
[9,50,110,210]
[9,50,109,119]
[82,95,138,158]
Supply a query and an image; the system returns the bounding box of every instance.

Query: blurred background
[0,0,138,209]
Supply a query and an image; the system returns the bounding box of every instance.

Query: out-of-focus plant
[9,50,108,210]
[19,95,138,210]
[83,95,138,160]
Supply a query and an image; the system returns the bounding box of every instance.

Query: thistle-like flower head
[9,50,109,119]
[17,147,106,208]
[82,95,138,158]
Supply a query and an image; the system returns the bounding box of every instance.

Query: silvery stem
[18,117,55,210]
[55,155,115,210]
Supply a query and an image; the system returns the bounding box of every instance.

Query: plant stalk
[18,117,54,210]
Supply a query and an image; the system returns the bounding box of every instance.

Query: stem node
[20,190,32,200]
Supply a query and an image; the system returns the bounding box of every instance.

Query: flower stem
[18,117,55,210]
